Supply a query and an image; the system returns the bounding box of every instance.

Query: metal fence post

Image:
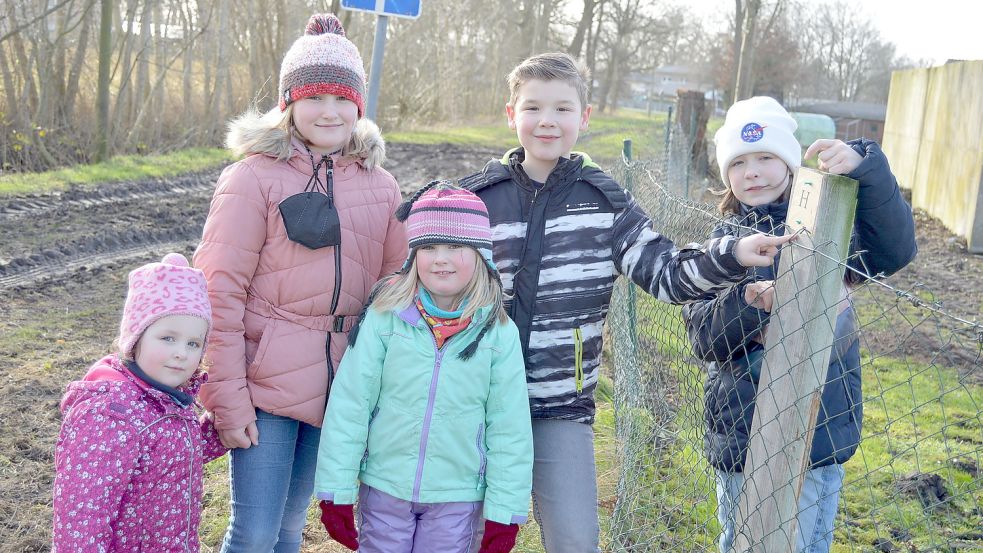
[622,139,639,353]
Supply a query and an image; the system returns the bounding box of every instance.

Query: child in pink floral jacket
[52,253,226,552]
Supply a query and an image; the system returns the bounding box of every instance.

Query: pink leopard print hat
[117,252,212,359]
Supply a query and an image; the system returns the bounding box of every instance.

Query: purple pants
[357,485,482,553]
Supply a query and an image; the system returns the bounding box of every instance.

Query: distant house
[793,102,887,142]
[622,65,721,112]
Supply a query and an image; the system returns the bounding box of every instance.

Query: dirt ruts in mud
[0,142,498,293]
[0,142,500,553]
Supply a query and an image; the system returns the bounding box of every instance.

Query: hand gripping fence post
[732,168,859,552]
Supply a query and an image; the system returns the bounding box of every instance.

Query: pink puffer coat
[52,355,226,552]
[194,118,407,430]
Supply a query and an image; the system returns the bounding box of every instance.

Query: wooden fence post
[732,168,859,552]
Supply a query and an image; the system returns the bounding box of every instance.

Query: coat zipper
[325,155,342,386]
[412,329,444,502]
[182,417,195,552]
[573,327,584,395]
[512,185,542,341]
[141,412,196,551]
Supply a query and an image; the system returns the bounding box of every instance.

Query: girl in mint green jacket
[314,183,533,553]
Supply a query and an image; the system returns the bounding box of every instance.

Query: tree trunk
[734,0,760,101]
[64,0,95,122]
[568,0,596,58]
[728,0,743,105]
[585,0,605,102]
[95,0,113,161]
[132,0,153,134]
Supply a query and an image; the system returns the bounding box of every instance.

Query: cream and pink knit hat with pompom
[117,253,212,359]
[278,14,366,117]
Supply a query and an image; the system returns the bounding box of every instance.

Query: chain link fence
[603,139,982,552]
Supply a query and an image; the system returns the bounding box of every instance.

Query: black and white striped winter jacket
[460,149,750,424]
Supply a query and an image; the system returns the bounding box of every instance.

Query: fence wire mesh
[603,143,982,553]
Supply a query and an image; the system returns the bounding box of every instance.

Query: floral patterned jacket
[52,354,226,552]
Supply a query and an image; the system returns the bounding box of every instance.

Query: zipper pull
[324,155,334,205]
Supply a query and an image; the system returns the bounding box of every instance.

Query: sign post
[341,0,422,120]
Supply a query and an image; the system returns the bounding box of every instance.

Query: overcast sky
[675,0,983,65]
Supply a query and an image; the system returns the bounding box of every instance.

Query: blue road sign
[341,0,421,19]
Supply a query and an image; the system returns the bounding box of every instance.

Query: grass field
[609,280,982,552]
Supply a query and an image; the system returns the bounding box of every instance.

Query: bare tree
[0,0,920,172]
[568,0,600,58]
[95,0,112,161]
[796,1,897,102]
[732,0,785,101]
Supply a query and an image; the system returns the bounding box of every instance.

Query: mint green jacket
[314,303,533,524]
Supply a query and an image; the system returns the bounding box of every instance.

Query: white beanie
[714,96,801,188]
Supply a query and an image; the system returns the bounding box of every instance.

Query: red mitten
[319,500,359,550]
[478,520,520,553]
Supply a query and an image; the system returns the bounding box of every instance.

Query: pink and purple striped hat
[397,181,499,281]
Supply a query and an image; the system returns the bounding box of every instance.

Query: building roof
[793,101,887,121]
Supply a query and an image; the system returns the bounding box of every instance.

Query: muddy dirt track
[0,142,498,552]
[1,143,981,552]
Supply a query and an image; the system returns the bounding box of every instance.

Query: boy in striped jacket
[458,52,791,552]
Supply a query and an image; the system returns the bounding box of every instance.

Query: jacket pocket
[246,319,277,379]
[475,422,487,489]
[573,327,584,395]
[361,406,380,471]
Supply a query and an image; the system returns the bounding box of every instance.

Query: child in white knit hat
[683,96,917,552]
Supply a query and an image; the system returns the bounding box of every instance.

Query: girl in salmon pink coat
[52,253,226,552]
[192,13,407,553]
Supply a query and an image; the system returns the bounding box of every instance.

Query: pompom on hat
[278,14,366,117]
[714,96,801,188]
[117,253,212,359]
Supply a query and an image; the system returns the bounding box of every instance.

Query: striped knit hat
[278,14,366,116]
[395,180,499,282]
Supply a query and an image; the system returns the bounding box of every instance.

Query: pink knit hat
[117,253,212,359]
[395,181,499,280]
[278,14,366,116]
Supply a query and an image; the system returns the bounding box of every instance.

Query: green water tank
[789,112,836,147]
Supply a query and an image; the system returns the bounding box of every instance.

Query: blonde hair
[372,252,508,324]
[225,104,385,168]
[507,52,590,109]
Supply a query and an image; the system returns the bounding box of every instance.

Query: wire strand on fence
[603,148,982,552]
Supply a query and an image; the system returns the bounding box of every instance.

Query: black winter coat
[461,148,754,424]
[682,138,917,472]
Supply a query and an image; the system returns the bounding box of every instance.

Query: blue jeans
[530,419,601,553]
[220,409,321,553]
[715,464,845,553]
[470,419,599,553]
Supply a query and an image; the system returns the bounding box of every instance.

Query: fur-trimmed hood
[226,108,386,171]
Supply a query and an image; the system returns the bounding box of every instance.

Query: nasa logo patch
[741,122,765,143]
